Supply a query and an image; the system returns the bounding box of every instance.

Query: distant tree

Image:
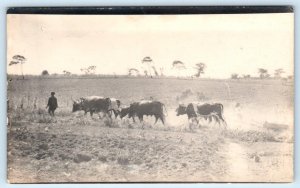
[274,68,285,78]
[242,74,251,79]
[258,68,270,79]
[142,56,153,78]
[80,68,87,74]
[88,66,96,74]
[9,55,26,79]
[41,70,49,76]
[231,73,239,79]
[128,68,140,76]
[63,70,71,76]
[172,60,186,78]
[80,65,96,75]
[194,63,206,77]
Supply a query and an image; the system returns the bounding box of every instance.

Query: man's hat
[51,92,55,95]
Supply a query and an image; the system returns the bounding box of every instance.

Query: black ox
[120,100,167,125]
[72,96,111,117]
[176,103,227,128]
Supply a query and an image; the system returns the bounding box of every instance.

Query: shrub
[231,73,239,79]
[196,92,209,101]
[41,70,49,76]
[14,127,29,140]
[223,129,278,143]
[117,156,129,165]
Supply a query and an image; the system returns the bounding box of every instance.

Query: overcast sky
[7,13,294,78]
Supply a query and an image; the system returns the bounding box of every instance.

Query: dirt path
[226,142,249,181]
[8,122,229,183]
[220,138,293,182]
[221,140,252,182]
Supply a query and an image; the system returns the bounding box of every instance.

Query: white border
[1,1,298,188]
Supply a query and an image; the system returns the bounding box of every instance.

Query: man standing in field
[46,92,58,116]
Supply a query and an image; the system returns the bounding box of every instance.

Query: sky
[7,13,294,78]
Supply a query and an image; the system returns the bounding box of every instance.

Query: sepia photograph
[7,8,294,183]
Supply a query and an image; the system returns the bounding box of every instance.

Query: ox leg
[218,114,227,129]
[208,116,212,124]
[211,115,218,126]
[210,114,220,128]
[106,110,112,119]
[139,116,145,129]
[138,115,143,123]
[195,118,200,129]
[113,110,118,119]
[154,116,158,125]
[102,111,112,124]
[132,116,136,123]
[160,116,165,125]
[108,112,113,124]
[98,112,103,119]
[213,115,220,126]
[197,117,202,128]
[222,118,227,129]
[115,110,120,119]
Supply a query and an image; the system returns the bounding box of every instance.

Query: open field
[7,77,294,182]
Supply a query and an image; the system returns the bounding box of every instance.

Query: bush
[104,118,119,128]
[196,92,209,101]
[14,127,29,140]
[263,121,289,132]
[117,155,130,165]
[176,89,193,101]
[231,73,239,79]
[41,70,49,76]
[223,129,278,143]
[37,116,53,123]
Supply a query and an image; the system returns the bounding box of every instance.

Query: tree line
[128,56,206,78]
[231,68,291,80]
[9,54,292,80]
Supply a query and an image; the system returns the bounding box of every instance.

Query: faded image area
[7,13,294,183]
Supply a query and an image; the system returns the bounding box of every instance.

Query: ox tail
[162,104,168,117]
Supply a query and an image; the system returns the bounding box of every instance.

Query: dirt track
[8,121,227,182]
[8,115,293,183]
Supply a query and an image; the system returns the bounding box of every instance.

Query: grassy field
[7,77,294,182]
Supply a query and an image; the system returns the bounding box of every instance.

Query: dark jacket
[47,96,58,109]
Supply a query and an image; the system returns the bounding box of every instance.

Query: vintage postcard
[7,7,294,183]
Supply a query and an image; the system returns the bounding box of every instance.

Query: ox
[120,100,167,125]
[72,96,111,117]
[176,103,227,128]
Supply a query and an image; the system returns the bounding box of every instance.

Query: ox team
[49,92,227,127]
[71,96,167,125]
